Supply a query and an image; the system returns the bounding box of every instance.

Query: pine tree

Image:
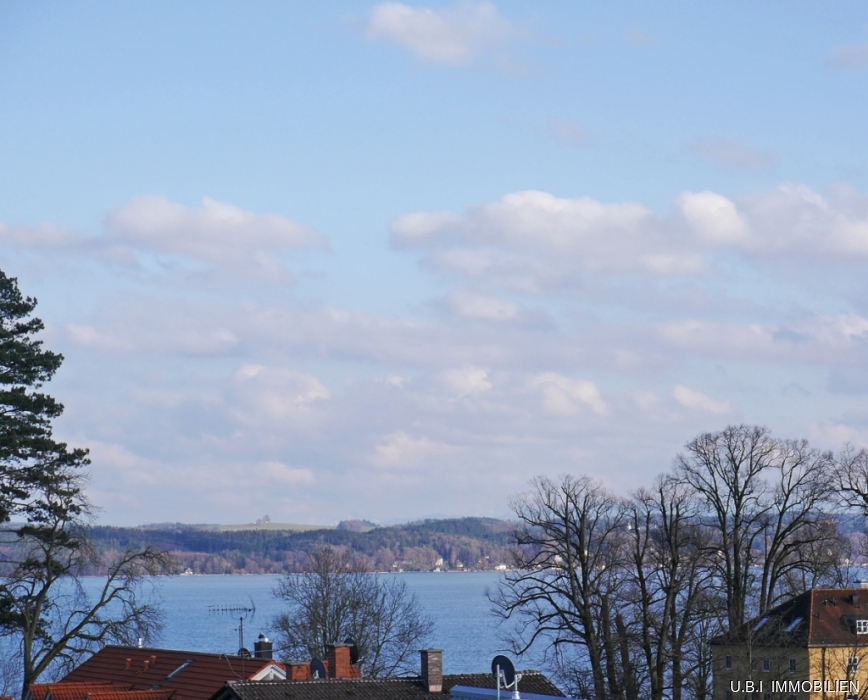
[0,269,170,698]
[0,269,89,527]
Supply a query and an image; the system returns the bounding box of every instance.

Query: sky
[2,2,868,526]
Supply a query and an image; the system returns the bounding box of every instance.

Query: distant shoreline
[84,517,519,576]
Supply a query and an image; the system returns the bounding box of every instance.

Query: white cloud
[259,461,315,485]
[66,323,135,353]
[672,384,730,414]
[631,390,661,413]
[232,364,331,422]
[0,221,91,250]
[441,365,492,396]
[393,189,705,284]
[690,137,777,171]
[808,421,867,447]
[64,310,241,357]
[444,289,522,321]
[393,184,868,298]
[104,195,324,266]
[370,431,456,469]
[677,191,749,246]
[2,197,327,285]
[530,372,607,416]
[366,1,519,65]
[87,441,165,486]
[741,183,868,257]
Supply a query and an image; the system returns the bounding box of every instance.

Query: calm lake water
[83,572,545,675]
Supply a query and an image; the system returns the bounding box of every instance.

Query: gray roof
[215,673,564,700]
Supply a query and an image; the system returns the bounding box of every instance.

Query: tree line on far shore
[83,517,517,575]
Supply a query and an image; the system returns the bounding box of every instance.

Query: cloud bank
[6,184,868,525]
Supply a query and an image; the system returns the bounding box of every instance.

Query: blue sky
[2,2,868,525]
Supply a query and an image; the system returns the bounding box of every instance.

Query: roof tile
[712,587,868,648]
[55,646,283,700]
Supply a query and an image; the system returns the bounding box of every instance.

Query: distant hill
[137,521,335,532]
[86,517,519,575]
[337,519,379,532]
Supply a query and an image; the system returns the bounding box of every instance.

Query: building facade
[712,588,868,700]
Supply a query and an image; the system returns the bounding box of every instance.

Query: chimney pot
[150,655,157,667]
[420,649,443,693]
[144,660,150,671]
[125,659,132,671]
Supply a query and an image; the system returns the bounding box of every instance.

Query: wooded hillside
[85,517,518,574]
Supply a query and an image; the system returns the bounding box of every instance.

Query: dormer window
[785,617,803,633]
[753,616,770,632]
[857,619,868,635]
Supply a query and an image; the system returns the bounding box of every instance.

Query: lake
[85,572,546,675]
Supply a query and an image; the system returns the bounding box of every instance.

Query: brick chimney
[289,662,310,681]
[420,649,443,693]
[326,644,353,679]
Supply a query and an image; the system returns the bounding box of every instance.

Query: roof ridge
[99,646,274,663]
[232,678,425,686]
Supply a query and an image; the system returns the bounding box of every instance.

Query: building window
[752,659,757,672]
[858,619,868,635]
[763,693,771,700]
[762,657,770,672]
[789,657,796,673]
[726,692,733,700]
[848,656,860,674]
[725,654,732,670]
[788,696,797,700]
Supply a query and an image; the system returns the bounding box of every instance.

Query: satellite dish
[238,647,251,658]
[492,655,516,687]
[344,637,360,665]
[311,658,327,679]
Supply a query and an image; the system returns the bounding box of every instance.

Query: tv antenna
[492,655,522,700]
[208,601,256,656]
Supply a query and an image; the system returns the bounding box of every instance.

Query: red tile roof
[55,646,284,700]
[712,587,868,647]
[86,690,176,700]
[29,682,118,700]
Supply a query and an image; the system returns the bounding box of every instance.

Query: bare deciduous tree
[272,545,433,677]
[493,426,847,700]
[490,475,628,700]
[676,425,836,630]
[834,444,868,515]
[627,476,716,700]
